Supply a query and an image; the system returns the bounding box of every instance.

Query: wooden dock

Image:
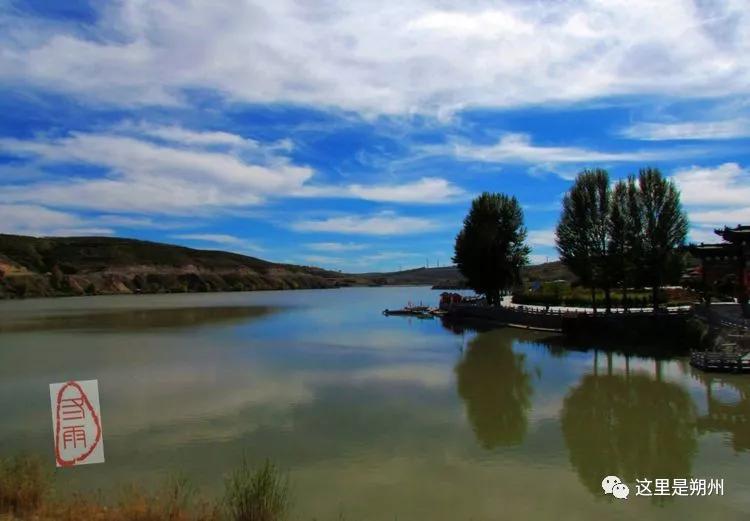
[690,351,750,373]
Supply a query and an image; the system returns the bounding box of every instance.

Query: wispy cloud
[452,133,692,165]
[291,212,438,236]
[2,1,749,114]
[0,130,311,214]
[295,177,465,204]
[0,204,113,237]
[130,124,248,147]
[116,121,295,154]
[689,208,750,227]
[170,233,265,253]
[688,227,722,244]
[300,255,347,267]
[306,242,368,252]
[671,162,750,235]
[300,249,424,271]
[621,118,750,141]
[671,162,750,206]
[527,229,557,247]
[0,126,466,214]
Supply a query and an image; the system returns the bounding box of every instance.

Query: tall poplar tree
[608,176,643,309]
[637,168,689,311]
[556,169,613,312]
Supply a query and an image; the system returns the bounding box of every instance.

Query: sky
[0,0,749,273]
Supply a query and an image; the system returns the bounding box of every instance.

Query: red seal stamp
[49,380,105,467]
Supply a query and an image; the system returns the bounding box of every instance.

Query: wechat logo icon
[602,475,629,500]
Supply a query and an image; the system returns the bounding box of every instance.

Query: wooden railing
[456,301,692,317]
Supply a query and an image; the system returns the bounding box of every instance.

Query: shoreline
[0,278,447,301]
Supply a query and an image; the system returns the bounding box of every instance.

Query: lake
[1,286,749,520]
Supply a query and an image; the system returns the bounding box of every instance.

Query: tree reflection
[455,330,533,448]
[561,367,697,499]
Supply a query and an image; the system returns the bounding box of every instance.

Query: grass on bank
[513,282,697,308]
[225,460,289,521]
[0,454,289,521]
[0,453,47,515]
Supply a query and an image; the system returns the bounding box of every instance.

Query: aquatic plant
[0,453,294,521]
[224,459,289,521]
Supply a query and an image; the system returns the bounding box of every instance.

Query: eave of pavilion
[689,242,741,258]
[715,225,750,244]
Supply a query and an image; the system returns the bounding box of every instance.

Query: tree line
[453,168,688,312]
[556,168,688,313]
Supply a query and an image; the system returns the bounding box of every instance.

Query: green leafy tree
[453,193,530,305]
[555,169,613,312]
[637,168,689,311]
[608,176,643,310]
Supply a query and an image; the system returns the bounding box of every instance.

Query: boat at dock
[382,305,437,318]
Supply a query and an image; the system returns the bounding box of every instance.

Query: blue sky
[1,0,749,272]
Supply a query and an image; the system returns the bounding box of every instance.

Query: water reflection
[561,363,697,499]
[455,330,534,448]
[692,369,750,452]
[0,305,278,333]
[3,288,750,519]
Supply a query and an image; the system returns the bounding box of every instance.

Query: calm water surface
[1,287,749,520]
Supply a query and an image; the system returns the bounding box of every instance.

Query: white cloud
[453,133,687,165]
[301,255,346,267]
[688,208,750,226]
[291,212,438,235]
[0,127,462,214]
[407,10,534,39]
[306,242,368,252]
[116,122,295,155]
[299,249,424,271]
[0,130,312,214]
[171,234,246,246]
[527,229,557,247]
[689,227,721,244]
[129,124,249,147]
[296,177,464,204]
[170,233,265,253]
[671,162,750,206]
[622,118,750,141]
[0,204,113,236]
[95,215,188,230]
[348,177,464,203]
[671,163,750,230]
[1,1,749,114]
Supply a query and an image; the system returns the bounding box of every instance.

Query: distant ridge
[0,234,572,298]
[0,234,347,298]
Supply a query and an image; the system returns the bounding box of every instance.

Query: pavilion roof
[689,242,739,257]
[715,225,750,242]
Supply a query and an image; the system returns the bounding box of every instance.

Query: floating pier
[383,305,437,318]
[690,350,750,373]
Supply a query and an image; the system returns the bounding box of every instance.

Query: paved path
[499,295,691,314]
[708,303,749,330]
